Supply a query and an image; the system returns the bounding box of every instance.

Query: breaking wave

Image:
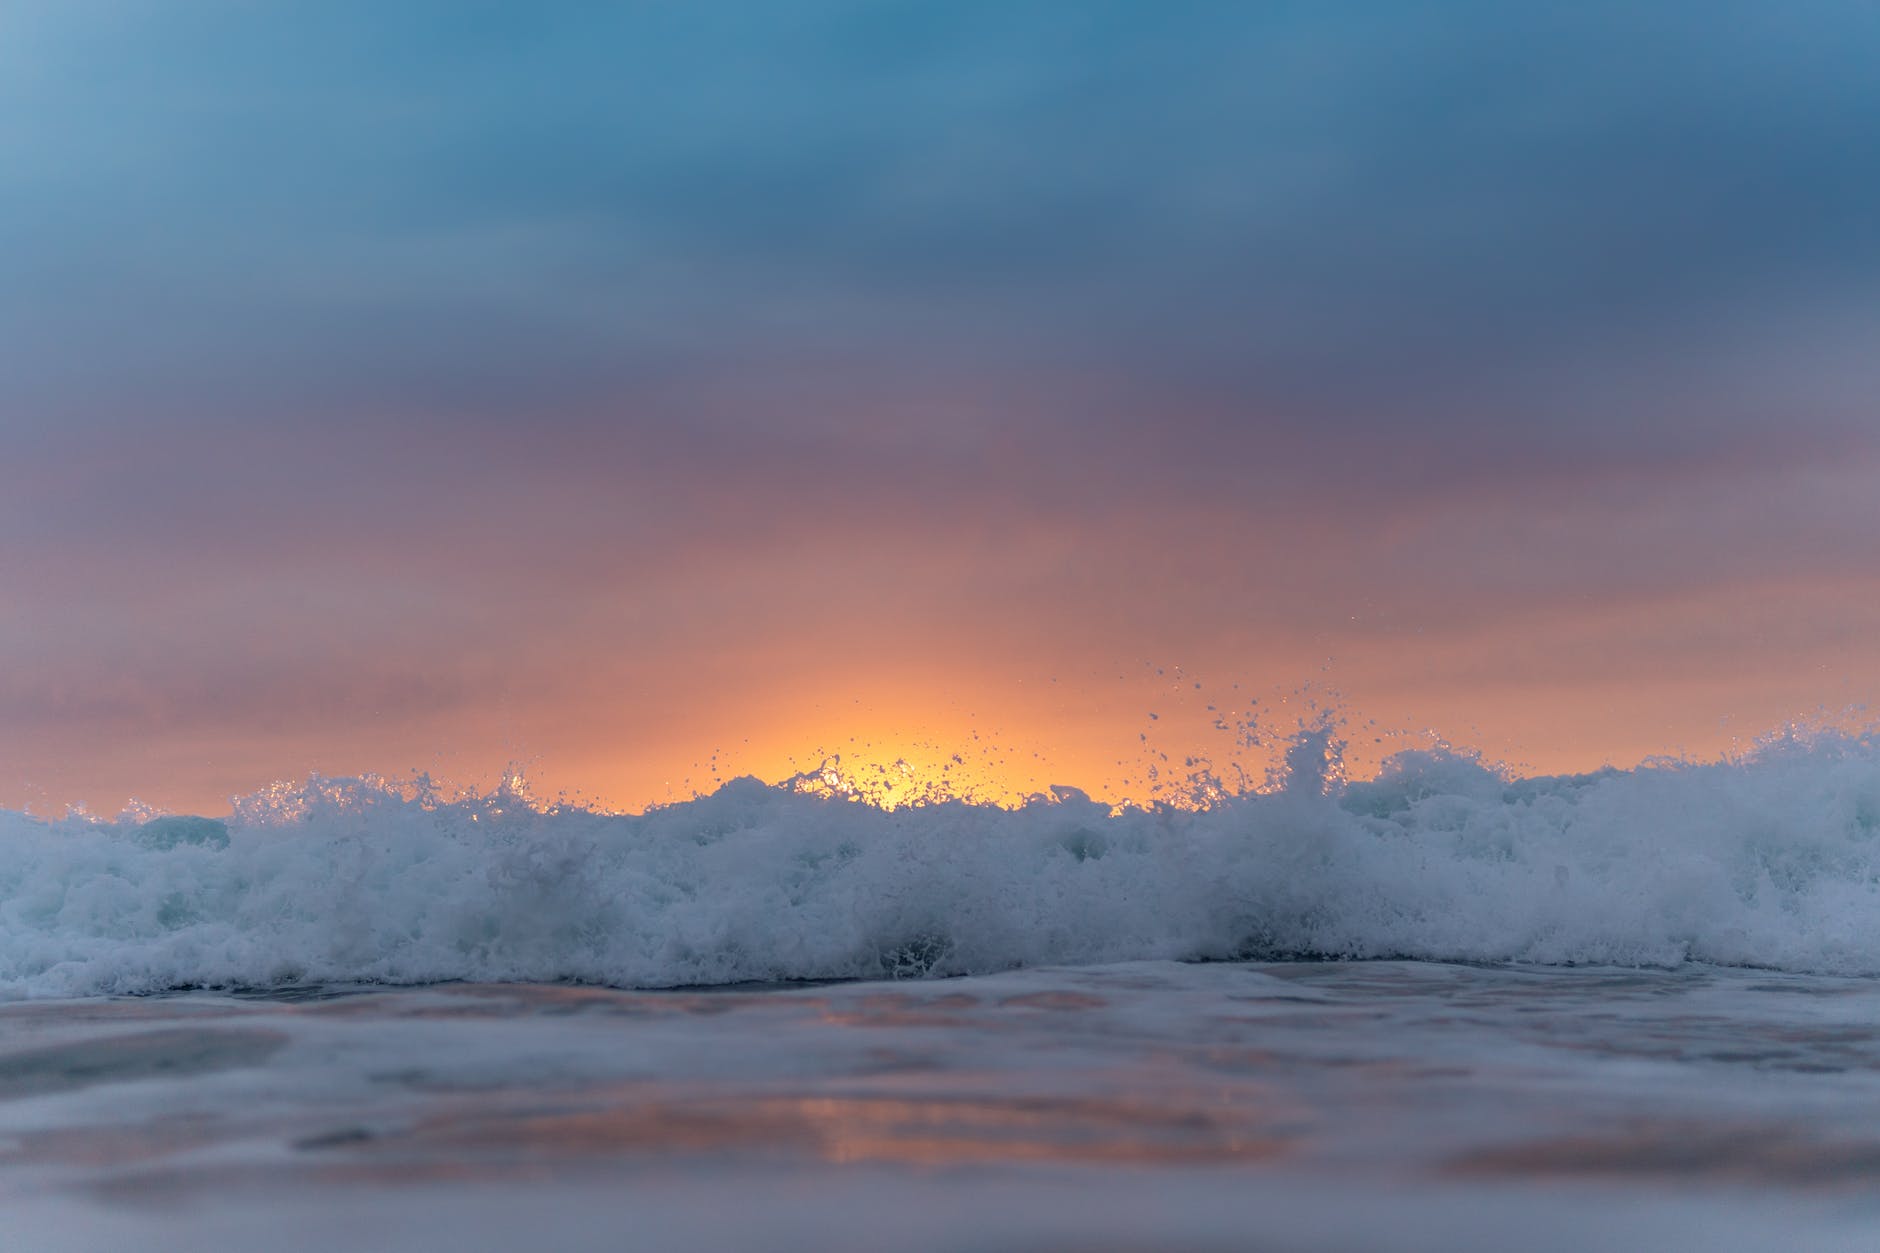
[5,729,1880,997]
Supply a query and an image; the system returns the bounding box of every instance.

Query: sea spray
[3,730,1880,997]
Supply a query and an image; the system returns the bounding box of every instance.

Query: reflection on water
[1,1120,229,1170]
[0,1028,287,1099]
[5,961,1880,1248]
[1451,1122,1880,1188]
[388,1091,1289,1169]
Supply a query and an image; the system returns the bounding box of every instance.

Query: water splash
[5,724,1880,997]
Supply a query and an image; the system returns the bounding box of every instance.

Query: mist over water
[3,723,1880,998]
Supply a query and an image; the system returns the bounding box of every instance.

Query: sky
[4,1,1880,815]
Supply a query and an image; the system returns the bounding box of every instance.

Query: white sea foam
[4,731,1880,997]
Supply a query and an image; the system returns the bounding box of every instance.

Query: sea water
[4,734,1880,1249]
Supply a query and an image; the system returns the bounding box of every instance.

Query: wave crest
[5,732,1880,997]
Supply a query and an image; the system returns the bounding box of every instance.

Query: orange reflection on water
[785,1093,1286,1167]
[402,1089,1291,1169]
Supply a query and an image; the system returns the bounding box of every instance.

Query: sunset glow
[3,3,1878,818]
[12,11,1880,1251]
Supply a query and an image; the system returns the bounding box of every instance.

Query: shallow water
[5,960,1880,1251]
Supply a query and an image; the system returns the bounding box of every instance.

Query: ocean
[5,733,1880,1249]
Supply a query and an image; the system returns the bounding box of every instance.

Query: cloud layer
[4,2,1878,810]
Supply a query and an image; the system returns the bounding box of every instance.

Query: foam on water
[4,730,1880,997]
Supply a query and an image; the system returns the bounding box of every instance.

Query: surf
[3,727,1879,998]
